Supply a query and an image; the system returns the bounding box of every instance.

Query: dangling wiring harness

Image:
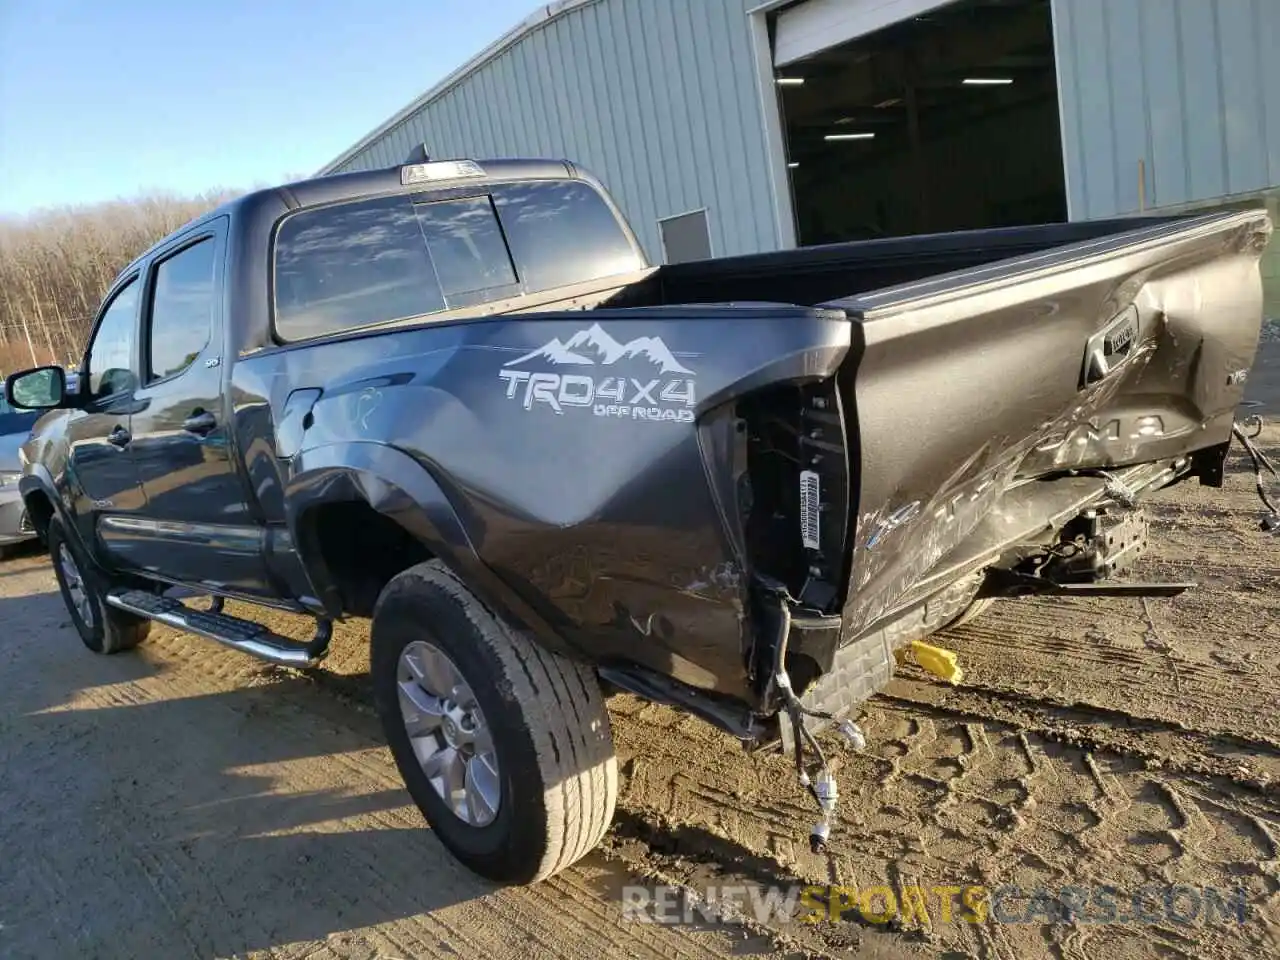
[1233,415,1279,532]
[759,578,865,854]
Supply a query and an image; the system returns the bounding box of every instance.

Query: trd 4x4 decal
[498,323,697,423]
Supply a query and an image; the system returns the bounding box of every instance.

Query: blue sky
[0,0,534,217]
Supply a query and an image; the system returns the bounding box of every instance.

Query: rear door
[119,220,274,597]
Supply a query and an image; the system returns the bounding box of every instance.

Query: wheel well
[302,500,434,618]
[22,490,55,542]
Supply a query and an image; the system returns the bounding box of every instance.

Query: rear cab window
[492,181,641,293]
[272,179,643,341]
[413,196,518,306]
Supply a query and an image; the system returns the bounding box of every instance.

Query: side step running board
[105,589,332,668]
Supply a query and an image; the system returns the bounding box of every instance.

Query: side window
[147,237,216,381]
[412,196,518,305]
[274,195,446,341]
[492,181,644,294]
[86,278,140,401]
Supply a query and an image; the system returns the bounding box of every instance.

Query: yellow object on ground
[907,639,965,685]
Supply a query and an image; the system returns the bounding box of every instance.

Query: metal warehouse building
[321,0,1280,312]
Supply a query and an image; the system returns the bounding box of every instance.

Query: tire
[371,560,618,885]
[48,516,150,655]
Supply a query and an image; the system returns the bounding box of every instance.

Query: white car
[0,396,41,559]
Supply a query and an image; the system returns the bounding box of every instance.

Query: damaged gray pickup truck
[5,157,1274,885]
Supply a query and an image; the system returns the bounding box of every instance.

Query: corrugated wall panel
[1055,0,1280,219]
[1104,0,1148,216]
[1265,0,1280,189]
[1139,1,1189,208]
[391,123,412,161]
[1178,0,1227,201]
[1218,0,1269,194]
[327,0,781,262]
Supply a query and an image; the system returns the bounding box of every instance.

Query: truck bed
[234,206,1269,715]
[599,210,1270,632]
[613,216,1183,309]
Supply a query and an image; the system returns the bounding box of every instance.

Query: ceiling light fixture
[963,77,1014,85]
[775,76,805,86]
[824,132,875,141]
[788,161,800,168]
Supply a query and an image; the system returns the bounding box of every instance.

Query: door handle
[107,425,132,448]
[183,411,218,436]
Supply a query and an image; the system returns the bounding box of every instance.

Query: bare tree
[0,189,241,373]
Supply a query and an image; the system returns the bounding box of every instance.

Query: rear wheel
[48,517,150,654]
[371,560,617,885]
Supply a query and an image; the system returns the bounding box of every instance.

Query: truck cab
[9,159,650,611]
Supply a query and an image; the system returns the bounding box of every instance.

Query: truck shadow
[0,590,516,957]
[0,590,734,960]
[0,537,49,575]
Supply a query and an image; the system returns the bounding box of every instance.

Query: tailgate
[824,209,1272,635]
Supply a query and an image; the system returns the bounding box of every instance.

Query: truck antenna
[404,143,431,164]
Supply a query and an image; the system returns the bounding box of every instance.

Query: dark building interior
[775,0,1067,244]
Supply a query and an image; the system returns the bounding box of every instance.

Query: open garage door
[772,0,1068,245]
[774,0,957,68]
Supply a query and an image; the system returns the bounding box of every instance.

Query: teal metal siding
[328,0,781,262]
[1054,0,1280,218]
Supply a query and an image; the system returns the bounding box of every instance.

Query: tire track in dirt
[878,680,1280,792]
[253,582,1269,959]
[943,609,1280,747]
[611,694,1280,959]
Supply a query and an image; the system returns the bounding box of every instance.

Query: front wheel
[371,560,618,885]
[48,517,150,654]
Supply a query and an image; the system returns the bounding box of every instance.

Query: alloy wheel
[396,639,501,827]
[58,542,95,630]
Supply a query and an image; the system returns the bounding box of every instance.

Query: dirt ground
[1,339,1278,960]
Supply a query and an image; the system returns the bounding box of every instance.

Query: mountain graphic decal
[505,322,695,375]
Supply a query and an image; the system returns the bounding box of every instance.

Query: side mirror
[4,366,67,411]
